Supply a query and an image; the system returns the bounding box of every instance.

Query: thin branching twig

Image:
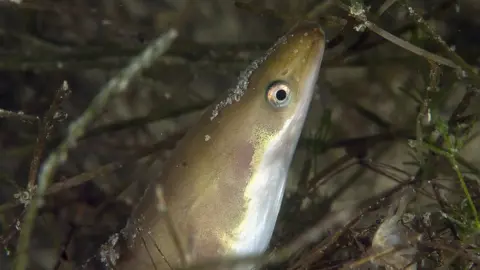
[27,82,71,190]
[401,0,480,87]
[335,0,458,69]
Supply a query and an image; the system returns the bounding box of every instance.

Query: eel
[115,21,326,270]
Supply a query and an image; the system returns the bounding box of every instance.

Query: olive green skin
[116,22,325,270]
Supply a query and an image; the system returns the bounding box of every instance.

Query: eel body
[115,22,326,270]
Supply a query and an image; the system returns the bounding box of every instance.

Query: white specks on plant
[349,1,368,20]
[354,23,367,32]
[14,185,36,207]
[407,139,417,148]
[99,233,120,267]
[348,2,370,32]
[407,6,415,16]
[402,213,415,223]
[422,212,432,227]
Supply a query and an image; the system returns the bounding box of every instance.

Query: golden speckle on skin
[218,126,277,249]
[248,126,277,170]
[219,230,236,249]
[205,134,211,141]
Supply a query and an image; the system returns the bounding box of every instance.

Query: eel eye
[266,81,292,108]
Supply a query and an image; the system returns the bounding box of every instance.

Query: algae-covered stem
[115,22,325,270]
[14,29,179,270]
